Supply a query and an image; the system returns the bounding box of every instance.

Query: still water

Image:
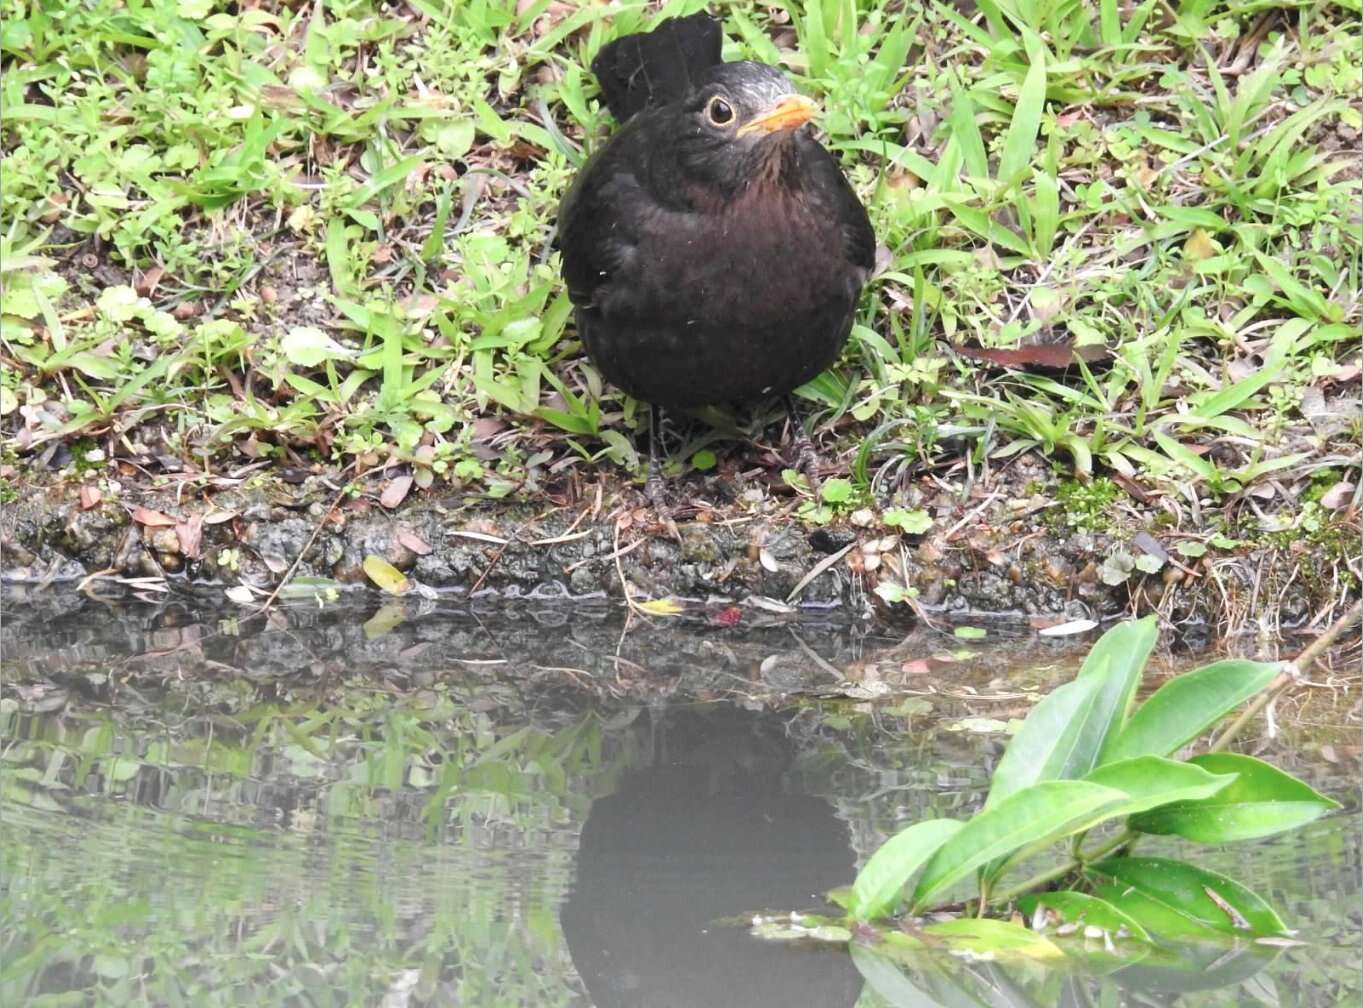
[2,587,1358,1006]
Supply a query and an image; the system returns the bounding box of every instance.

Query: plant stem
[1208,598,1362,753]
[987,829,1137,908]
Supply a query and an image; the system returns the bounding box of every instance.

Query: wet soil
[0,460,1352,638]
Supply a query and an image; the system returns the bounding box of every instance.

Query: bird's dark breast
[579,179,862,408]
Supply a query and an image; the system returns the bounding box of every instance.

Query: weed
[0,0,1357,536]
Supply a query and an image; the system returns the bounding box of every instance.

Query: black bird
[557,12,874,497]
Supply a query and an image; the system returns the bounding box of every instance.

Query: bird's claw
[644,468,682,542]
[792,439,823,490]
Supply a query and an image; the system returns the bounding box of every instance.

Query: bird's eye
[706,96,734,127]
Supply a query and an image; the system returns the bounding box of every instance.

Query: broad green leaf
[848,819,962,921]
[1077,616,1158,748]
[1110,943,1281,996]
[66,351,122,380]
[985,675,1103,807]
[989,758,1232,883]
[1017,891,1152,942]
[1083,755,1236,816]
[849,945,937,1007]
[1100,660,1281,763]
[911,781,1126,911]
[281,325,353,367]
[921,917,1064,959]
[1087,857,1286,939]
[1130,753,1340,842]
[988,618,1161,809]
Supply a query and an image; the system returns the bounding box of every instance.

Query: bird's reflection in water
[562,704,861,1008]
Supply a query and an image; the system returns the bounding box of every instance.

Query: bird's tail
[590,12,722,123]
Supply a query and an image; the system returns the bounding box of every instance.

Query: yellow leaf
[363,554,410,595]
[636,597,684,616]
[363,602,407,639]
[1183,228,1216,261]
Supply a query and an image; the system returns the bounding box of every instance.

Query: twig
[1208,598,1363,753]
[563,533,646,573]
[941,489,1002,542]
[989,829,1136,907]
[612,516,650,619]
[246,481,351,617]
[785,542,854,603]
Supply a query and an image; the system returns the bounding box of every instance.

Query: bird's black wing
[556,139,643,310]
[804,142,876,280]
[591,12,723,122]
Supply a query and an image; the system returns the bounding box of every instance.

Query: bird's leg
[644,404,683,540]
[645,403,668,508]
[783,394,824,490]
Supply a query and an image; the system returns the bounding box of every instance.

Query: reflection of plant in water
[0,684,633,1006]
[761,612,1356,996]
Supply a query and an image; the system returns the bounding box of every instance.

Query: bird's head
[671,62,818,197]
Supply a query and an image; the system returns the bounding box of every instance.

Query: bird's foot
[783,395,825,494]
[791,436,824,490]
[643,403,681,540]
[644,462,681,542]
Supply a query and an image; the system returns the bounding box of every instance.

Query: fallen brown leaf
[134,265,164,297]
[131,507,176,527]
[956,341,1111,371]
[1320,481,1356,511]
[175,514,204,559]
[396,528,432,555]
[79,485,102,510]
[380,475,413,510]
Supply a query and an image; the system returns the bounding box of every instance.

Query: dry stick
[245,461,397,617]
[612,516,652,620]
[1208,597,1363,754]
[246,480,354,618]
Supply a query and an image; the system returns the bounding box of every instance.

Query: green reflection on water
[0,620,1358,1008]
[1,687,622,1006]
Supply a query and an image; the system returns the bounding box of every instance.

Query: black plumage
[557,12,875,412]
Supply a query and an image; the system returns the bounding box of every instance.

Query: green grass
[2,0,1359,530]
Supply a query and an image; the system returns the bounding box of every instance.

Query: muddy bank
[0,469,1352,635]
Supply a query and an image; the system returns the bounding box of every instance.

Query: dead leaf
[956,341,1111,371]
[1038,619,1100,638]
[225,585,256,605]
[134,265,164,297]
[203,509,238,525]
[380,475,413,509]
[363,554,410,594]
[79,485,102,510]
[132,507,176,527]
[175,514,204,559]
[1183,228,1217,261]
[1131,531,1169,562]
[396,528,432,555]
[1320,481,1356,511]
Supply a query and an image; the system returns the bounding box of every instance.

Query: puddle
[1,590,1358,1006]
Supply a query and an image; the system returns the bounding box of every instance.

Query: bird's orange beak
[736,94,818,136]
